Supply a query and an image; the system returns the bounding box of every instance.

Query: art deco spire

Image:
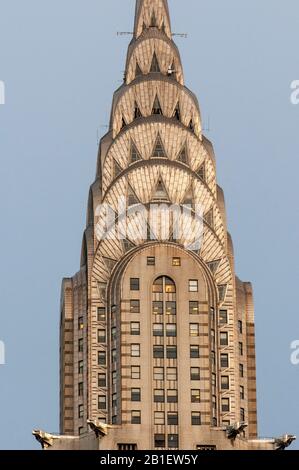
[134,0,172,39]
[49,0,294,452]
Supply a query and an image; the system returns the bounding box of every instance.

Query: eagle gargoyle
[32,430,60,449]
[87,419,114,438]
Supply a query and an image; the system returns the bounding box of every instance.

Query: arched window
[153,276,176,294]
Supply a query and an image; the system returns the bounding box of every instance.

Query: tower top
[134,0,172,39]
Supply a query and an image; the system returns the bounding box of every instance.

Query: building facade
[34,0,295,451]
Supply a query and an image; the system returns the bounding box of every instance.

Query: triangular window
[173,102,181,121]
[177,145,188,164]
[152,95,163,115]
[189,119,195,132]
[182,185,193,207]
[102,257,117,272]
[135,62,142,78]
[218,284,227,302]
[123,239,135,253]
[150,52,160,73]
[152,177,170,202]
[128,185,140,207]
[152,134,167,158]
[150,11,157,27]
[142,22,147,31]
[204,208,214,228]
[134,101,142,119]
[207,260,221,275]
[197,163,206,181]
[121,117,127,130]
[131,141,142,163]
[114,160,123,178]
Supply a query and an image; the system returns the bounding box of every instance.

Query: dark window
[130,300,140,313]
[154,389,165,403]
[112,415,117,424]
[78,317,84,330]
[153,301,163,315]
[131,388,141,402]
[153,323,164,336]
[190,345,200,358]
[172,257,181,266]
[154,434,165,448]
[222,398,230,412]
[111,326,117,341]
[98,373,106,387]
[131,322,140,336]
[112,349,117,363]
[211,351,216,366]
[189,280,198,292]
[220,332,228,346]
[112,393,117,408]
[220,354,229,368]
[238,320,243,334]
[240,408,245,422]
[191,389,200,403]
[78,361,84,374]
[131,411,141,424]
[239,342,243,356]
[239,364,244,377]
[130,278,140,291]
[78,404,84,419]
[118,444,137,451]
[131,344,140,357]
[192,412,201,426]
[154,345,164,358]
[166,302,176,315]
[189,301,199,315]
[98,329,106,343]
[167,389,178,403]
[210,307,215,322]
[78,338,84,353]
[191,367,200,380]
[97,307,106,322]
[147,257,155,266]
[98,395,106,410]
[168,412,178,425]
[212,418,217,427]
[212,395,217,410]
[78,427,84,436]
[219,310,228,324]
[221,376,229,390]
[166,346,177,359]
[112,371,117,385]
[78,382,83,396]
[240,386,245,400]
[166,324,177,337]
[131,366,141,380]
[168,434,179,449]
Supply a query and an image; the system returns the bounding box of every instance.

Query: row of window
[82,353,244,377]
[147,256,181,267]
[94,327,241,348]
[95,306,231,323]
[130,277,198,293]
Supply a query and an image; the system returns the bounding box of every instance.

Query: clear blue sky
[0,0,299,450]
